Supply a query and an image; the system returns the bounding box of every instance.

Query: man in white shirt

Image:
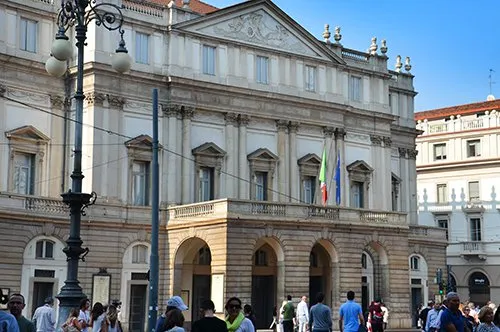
[32,297,56,332]
[296,296,309,332]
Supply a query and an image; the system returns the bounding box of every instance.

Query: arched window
[361,253,367,269]
[198,246,211,265]
[410,256,420,271]
[35,240,54,259]
[254,249,268,266]
[132,245,148,264]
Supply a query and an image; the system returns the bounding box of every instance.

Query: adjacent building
[416,96,500,305]
[0,0,446,330]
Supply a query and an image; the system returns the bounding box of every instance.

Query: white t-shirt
[79,310,90,332]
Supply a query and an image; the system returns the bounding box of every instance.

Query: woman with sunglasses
[225,297,255,332]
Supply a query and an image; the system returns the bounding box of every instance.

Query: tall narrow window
[305,65,316,91]
[132,161,150,206]
[256,55,269,84]
[468,181,480,201]
[437,218,449,240]
[254,172,268,201]
[302,176,316,204]
[410,256,420,270]
[135,32,149,64]
[199,167,214,202]
[437,184,447,203]
[20,18,37,52]
[202,45,216,75]
[13,153,35,195]
[349,76,362,101]
[35,240,54,259]
[254,249,268,266]
[467,139,481,157]
[433,143,447,161]
[352,181,364,208]
[132,245,148,264]
[470,217,482,241]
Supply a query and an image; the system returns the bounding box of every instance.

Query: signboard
[92,271,111,305]
[211,274,224,314]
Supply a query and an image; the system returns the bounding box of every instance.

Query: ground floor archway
[468,271,490,306]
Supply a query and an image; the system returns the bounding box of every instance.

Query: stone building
[0,0,445,330]
[416,96,500,305]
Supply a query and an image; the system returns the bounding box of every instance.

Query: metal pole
[148,88,160,331]
[57,1,92,330]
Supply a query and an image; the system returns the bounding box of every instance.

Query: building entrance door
[129,285,147,332]
[252,275,275,330]
[309,276,323,306]
[192,275,211,322]
[32,282,53,315]
[411,287,422,328]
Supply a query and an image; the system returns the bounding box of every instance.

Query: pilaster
[407,148,418,225]
[276,120,288,202]
[334,128,346,206]
[238,115,250,199]
[288,122,299,202]
[323,127,334,205]
[163,104,181,204]
[370,134,384,210]
[398,147,409,213]
[225,113,238,198]
[181,106,194,204]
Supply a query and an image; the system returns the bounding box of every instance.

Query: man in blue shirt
[439,293,464,332]
[339,291,365,332]
[309,292,332,332]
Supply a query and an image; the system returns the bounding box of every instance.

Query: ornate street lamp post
[45,0,131,328]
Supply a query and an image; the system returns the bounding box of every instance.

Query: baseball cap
[166,296,188,311]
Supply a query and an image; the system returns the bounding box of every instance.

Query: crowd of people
[418,294,500,332]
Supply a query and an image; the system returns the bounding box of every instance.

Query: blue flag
[334,152,341,205]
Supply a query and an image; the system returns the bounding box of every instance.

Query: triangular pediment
[173,0,345,64]
[192,142,226,157]
[5,125,50,142]
[297,153,321,166]
[391,172,402,183]
[247,148,279,161]
[347,160,373,173]
[125,135,161,149]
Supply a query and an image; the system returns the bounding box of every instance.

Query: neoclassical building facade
[416,97,500,305]
[0,0,445,330]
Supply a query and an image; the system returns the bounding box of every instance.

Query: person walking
[224,297,254,332]
[32,297,56,332]
[101,305,122,332]
[78,299,91,332]
[192,299,227,332]
[368,299,384,332]
[90,302,106,332]
[281,296,295,332]
[7,294,35,332]
[476,306,499,332]
[381,303,388,330]
[164,309,185,332]
[244,305,257,331]
[426,302,442,332]
[156,296,189,332]
[420,301,435,332]
[62,308,82,332]
[439,293,465,332]
[339,291,364,332]
[296,296,309,332]
[309,293,332,332]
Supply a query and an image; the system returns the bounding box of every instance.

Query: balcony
[408,225,447,242]
[460,241,486,260]
[417,113,500,136]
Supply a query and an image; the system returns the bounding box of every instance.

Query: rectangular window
[20,18,37,52]
[437,184,447,203]
[302,176,316,204]
[467,139,481,157]
[13,152,35,195]
[470,217,481,241]
[199,167,214,202]
[437,219,449,240]
[202,45,216,75]
[132,161,150,205]
[433,143,447,161]
[305,65,316,92]
[468,181,480,201]
[254,172,268,201]
[135,32,149,64]
[351,181,364,208]
[256,55,269,84]
[349,76,362,101]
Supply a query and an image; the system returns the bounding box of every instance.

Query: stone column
[383,137,393,210]
[238,115,250,199]
[107,95,125,201]
[407,148,418,224]
[370,135,384,210]
[334,128,345,206]
[276,120,288,202]
[49,95,66,197]
[225,113,238,198]
[181,106,194,204]
[165,105,180,204]
[323,127,334,205]
[288,122,299,202]
[398,148,409,213]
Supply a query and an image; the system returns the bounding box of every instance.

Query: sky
[205,0,499,112]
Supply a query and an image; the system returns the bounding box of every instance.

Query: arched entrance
[361,251,374,313]
[309,242,332,306]
[409,255,428,328]
[173,238,212,324]
[251,238,283,330]
[468,271,490,306]
[361,242,388,312]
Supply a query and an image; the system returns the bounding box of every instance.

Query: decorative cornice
[238,114,251,127]
[370,135,383,146]
[225,112,239,126]
[288,121,299,134]
[323,126,335,138]
[162,104,181,118]
[84,92,105,106]
[182,106,195,119]
[276,120,289,132]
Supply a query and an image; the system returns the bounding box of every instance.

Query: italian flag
[319,147,328,206]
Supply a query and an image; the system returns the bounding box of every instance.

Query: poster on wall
[211,274,224,314]
[92,270,111,305]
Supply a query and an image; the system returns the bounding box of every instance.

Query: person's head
[7,294,26,317]
[446,292,460,312]
[243,304,253,316]
[45,297,54,306]
[301,296,307,302]
[463,306,471,317]
[347,291,355,301]
[287,295,292,301]
[434,302,441,310]
[80,299,90,311]
[164,309,184,330]
[91,302,104,320]
[225,297,242,319]
[107,305,118,326]
[428,300,435,308]
[166,296,188,312]
[200,299,215,316]
[375,298,381,304]
[69,308,79,318]
[316,292,325,304]
[467,302,475,309]
[478,306,494,323]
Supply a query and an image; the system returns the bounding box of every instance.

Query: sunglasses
[228,304,241,310]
